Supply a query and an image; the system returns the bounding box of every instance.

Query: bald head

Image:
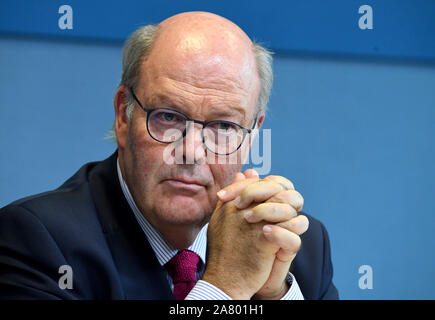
[138,12,259,114]
[152,12,256,82]
[157,11,253,57]
[160,11,250,40]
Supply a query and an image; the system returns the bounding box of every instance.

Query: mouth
[163,177,206,193]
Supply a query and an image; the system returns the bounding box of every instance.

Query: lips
[170,177,205,186]
[163,177,207,192]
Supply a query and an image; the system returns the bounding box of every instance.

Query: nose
[180,121,207,164]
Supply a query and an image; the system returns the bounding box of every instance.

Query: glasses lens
[203,121,245,155]
[148,109,186,142]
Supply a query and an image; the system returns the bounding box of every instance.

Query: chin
[154,195,211,226]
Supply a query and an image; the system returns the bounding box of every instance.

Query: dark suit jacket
[0,151,339,300]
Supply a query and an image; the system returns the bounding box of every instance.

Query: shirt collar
[116,157,208,266]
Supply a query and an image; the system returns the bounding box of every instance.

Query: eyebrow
[145,93,247,123]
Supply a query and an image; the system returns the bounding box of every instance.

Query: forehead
[136,25,260,121]
[144,88,248,122]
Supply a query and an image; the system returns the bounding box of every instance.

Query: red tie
[165,250,200,300]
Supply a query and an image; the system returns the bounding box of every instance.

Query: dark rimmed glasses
[130,88,257,155]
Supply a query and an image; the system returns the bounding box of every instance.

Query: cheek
[210,164,243,190]
[126,124,166,187]
[130,118,163,164]
[131,143,166,184]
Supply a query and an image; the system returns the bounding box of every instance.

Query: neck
[150,222,203,250]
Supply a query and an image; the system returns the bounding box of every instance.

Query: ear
[256,114,265,130]
[249,113,265,147]
[114,86,130,150]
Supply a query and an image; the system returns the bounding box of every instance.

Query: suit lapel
[89,151,173,299]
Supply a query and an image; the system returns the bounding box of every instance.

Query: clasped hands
[203,169,309,300]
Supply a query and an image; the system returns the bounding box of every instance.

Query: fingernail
[263,225,272,233]
[234,196,241,207]
[244,210,253,221]
[217,190,226,198]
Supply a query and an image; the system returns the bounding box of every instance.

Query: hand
[202,173,279,299]
[216,170,309,299]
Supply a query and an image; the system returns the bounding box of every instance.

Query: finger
[263,175,295,191]
[276,215,309,236]
[244,203,297,223]
[233,172,246,183]
[216,176,260,201]
[255,257,293,299]
[265,190,304,212]
[234,180,284,209]
[262,225,302,260]
[243,169,259,179]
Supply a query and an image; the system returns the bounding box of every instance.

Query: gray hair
[107,24,273,139]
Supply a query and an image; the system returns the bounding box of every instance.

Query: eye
[217,122,232,131]
[211,122,237,133]
[162,112,176,122]
[149,109,186,132]
[153,110,184,124]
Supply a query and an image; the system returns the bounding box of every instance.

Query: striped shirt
[117,158,304,300]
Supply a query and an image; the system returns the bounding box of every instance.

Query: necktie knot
[165,250,200,299]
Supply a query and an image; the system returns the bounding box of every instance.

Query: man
[0,12,338,300]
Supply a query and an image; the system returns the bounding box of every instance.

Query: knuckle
[268,190,289,203]
[267,203,289,218]
[251,206,262,219]
[276,220,289,230]
[261,178,283,190]
[255,202,276,218]
[279,203,293,219]
[290,190,304,210]
[263,175,294,190]
[270,204,278,215]
[296,191,304,202]
[287,204,297,217]
[239,186,253,200]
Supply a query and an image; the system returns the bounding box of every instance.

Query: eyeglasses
[130,88,256,155]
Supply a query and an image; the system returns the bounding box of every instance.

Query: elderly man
[0,12,338,300]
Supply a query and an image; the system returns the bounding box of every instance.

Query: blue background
[1,0,434,299]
